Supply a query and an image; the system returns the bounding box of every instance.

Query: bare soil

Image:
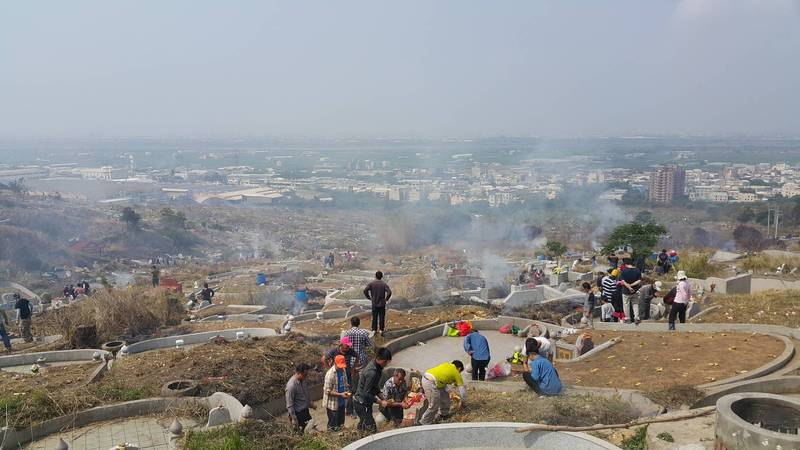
[292,306,493,336]
[98,334,323,406]
[696,290,800,327]
[557,331,784,391]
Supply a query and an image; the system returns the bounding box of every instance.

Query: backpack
[663,286,677,305]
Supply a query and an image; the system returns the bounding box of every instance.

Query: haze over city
[2,0,800,138]
[4,2,800,450]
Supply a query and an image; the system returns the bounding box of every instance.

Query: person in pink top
[668,270,691,331]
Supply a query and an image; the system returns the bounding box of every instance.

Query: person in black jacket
[363,271,392,335]
[353,347,392,433]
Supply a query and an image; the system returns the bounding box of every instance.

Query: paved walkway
[391,331,526,379]
[24,416,198,450]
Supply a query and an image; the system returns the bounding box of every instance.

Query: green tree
[736,207,755,223]
[120,207,141,231]
[634,210,653,224]
[159,208,187,230]
[601,222,667,261]
[544,240,567,263]
[620,190,646,206]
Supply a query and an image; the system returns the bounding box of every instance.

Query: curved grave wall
[342,422,620,450]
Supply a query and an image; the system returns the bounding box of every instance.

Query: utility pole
[766,207,772,234]
[775,205,781,240]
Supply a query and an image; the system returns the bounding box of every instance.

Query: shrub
[37,289,185,346]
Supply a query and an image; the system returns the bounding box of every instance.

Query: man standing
[13,293,33,343]
[463,329,490,381]
[363,271,392,336]
[638,281,663,321]
[322,355,351,431]
[285,363,312,433]
[353,347,393,433]
[379,368,410,427]
[601,268,622,321]
[151,265,160,287]
[342,317,372,416]
[199,283,215,306]
[619,259,643,324]
[420,360,466,425]
[523,351,562,396]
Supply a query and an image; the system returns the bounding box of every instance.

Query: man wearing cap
[322,354,351,431]
[669,271,691,331]
[637,281,663,321]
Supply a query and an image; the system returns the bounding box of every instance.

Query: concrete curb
[0,391,244,449]
[714,393,800,449]
[695,376,800,408]
[559,337,621,364]
[0,349,110,368]
[341,422,621,450]
[122,328,278,355]
[688,304,722,322]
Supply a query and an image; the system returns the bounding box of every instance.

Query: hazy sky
[1,0,799,138]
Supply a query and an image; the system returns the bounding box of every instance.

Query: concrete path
[390,331,526,378]
[24,416,198,450]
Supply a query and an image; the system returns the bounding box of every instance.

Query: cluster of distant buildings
[642,162,800,204]
[4,152,800,207]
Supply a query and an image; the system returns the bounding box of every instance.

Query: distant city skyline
[2,0,799,139]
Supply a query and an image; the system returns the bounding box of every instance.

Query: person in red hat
[323,354,351,430]
[322,336,359,415]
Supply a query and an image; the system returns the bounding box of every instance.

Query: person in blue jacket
[463,329,491,381]
[523,351,562,396]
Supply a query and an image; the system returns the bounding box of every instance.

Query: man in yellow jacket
[420,360,466,425]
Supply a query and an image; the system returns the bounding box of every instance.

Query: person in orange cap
[323,354,351,430]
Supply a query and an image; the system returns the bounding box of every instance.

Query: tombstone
[686,301,701,318]
[72,324,98,349]
[206,406,232,427]
[651,303,666,320]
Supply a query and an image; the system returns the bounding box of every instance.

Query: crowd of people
[286,315,565,436]
[590,254,691,330]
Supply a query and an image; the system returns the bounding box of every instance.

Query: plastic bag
[499,323,513,334]
[456,320,473,336]
[447,326,461,337]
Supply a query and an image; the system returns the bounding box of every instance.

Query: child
[600,297,614,322]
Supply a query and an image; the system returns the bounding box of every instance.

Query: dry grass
[389,272,432,301]
[739,254,800,275]
[675,253,724,279]
[696,290,800,327]
[453,388,638,426]
[644,385,706,409]
[36,288,185,346]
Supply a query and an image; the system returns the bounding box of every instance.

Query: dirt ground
[557,331,785,391]
[292,306,493,336]
[695,290,800,327]
[98,334,322,406]
[0,362,103,428]
[452,387,638,427]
